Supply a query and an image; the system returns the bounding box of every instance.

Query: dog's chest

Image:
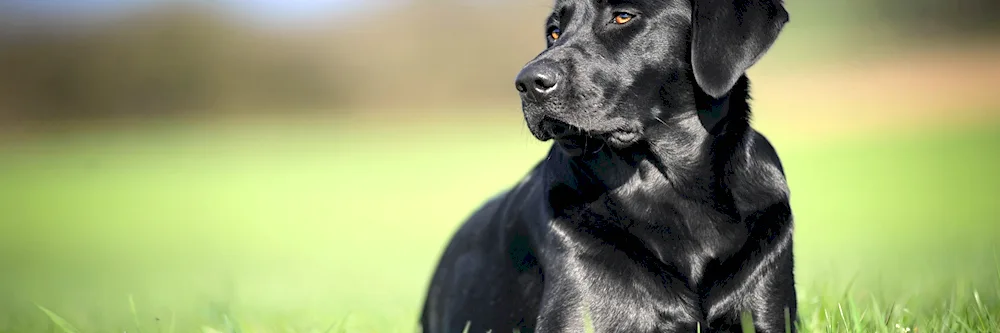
[544,206,748,331]
[585,192,749,283]
[638,212,744,283]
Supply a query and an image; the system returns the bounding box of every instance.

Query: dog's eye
[548,27,561,41]
[613,12,634,24]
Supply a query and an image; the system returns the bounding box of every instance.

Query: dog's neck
[543,77,753,217]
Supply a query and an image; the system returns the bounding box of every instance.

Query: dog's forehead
[549,0,687,17]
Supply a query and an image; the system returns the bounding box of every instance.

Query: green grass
[0,114,998,332]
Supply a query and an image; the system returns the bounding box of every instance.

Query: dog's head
[516,0,788,155]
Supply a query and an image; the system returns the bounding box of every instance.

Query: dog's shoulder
[747,129,786,175]
[728,128,791,211]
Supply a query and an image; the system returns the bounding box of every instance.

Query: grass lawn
[0,113,998,332]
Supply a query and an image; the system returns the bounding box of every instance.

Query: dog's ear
[690,0,788,98]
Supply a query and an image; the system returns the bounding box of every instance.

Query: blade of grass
[824,309,832,332]
[994,249,1000,301]
[784,307,791,333]
[848,295,865,332]
[168,310,176,333]
[806,305,821,333]
[949,310,975,333]
[740,310,756,333]
[35,305,80,333]
[202,326,225,333]
[321,319,338,333]
[222,314,241,333]
[884,301,896,328]
[130,294,143,333]
[582,306,595,333]
[869,295,888,333]
[972,290,988,331]
[838,303,849,331]
[322,312,351,333]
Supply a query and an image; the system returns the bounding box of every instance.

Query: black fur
[420,0,794,332]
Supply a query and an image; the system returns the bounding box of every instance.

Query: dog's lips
[550,128,641,156]
[530,115,642,153]
[605,130,640,149]
[553,134,598,156]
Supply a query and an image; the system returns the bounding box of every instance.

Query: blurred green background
[0,0,999,332]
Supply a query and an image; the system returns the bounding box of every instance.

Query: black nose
[515,63,560,99]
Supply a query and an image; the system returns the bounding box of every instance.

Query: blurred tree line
[873,0,1000,34]
[0,0,996,125]
[0,1,546,124]
[0,3,359,122]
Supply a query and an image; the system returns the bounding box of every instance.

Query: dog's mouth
[552,134,602,157]
[540,118,641,156]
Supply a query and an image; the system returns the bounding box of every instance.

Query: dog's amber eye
[613,12,634,24]
[549,28,561,40]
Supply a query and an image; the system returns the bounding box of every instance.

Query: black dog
[421,0,794,332]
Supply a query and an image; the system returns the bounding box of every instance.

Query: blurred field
[1,108,1000,332]
[1,0,1000,332]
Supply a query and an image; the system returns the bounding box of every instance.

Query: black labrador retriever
[421,0,794,332]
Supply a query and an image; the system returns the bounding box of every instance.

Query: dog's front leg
[533,267,700,333]
[744,250,798,333]
[533,278,589,333]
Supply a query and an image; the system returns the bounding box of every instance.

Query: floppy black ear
[690,0,788,98]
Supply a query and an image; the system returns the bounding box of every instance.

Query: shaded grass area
[0,115,998,332]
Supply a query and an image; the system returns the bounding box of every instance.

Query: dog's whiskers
[654,116,668,126]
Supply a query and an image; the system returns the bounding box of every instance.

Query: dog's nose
[515,64,559,99]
